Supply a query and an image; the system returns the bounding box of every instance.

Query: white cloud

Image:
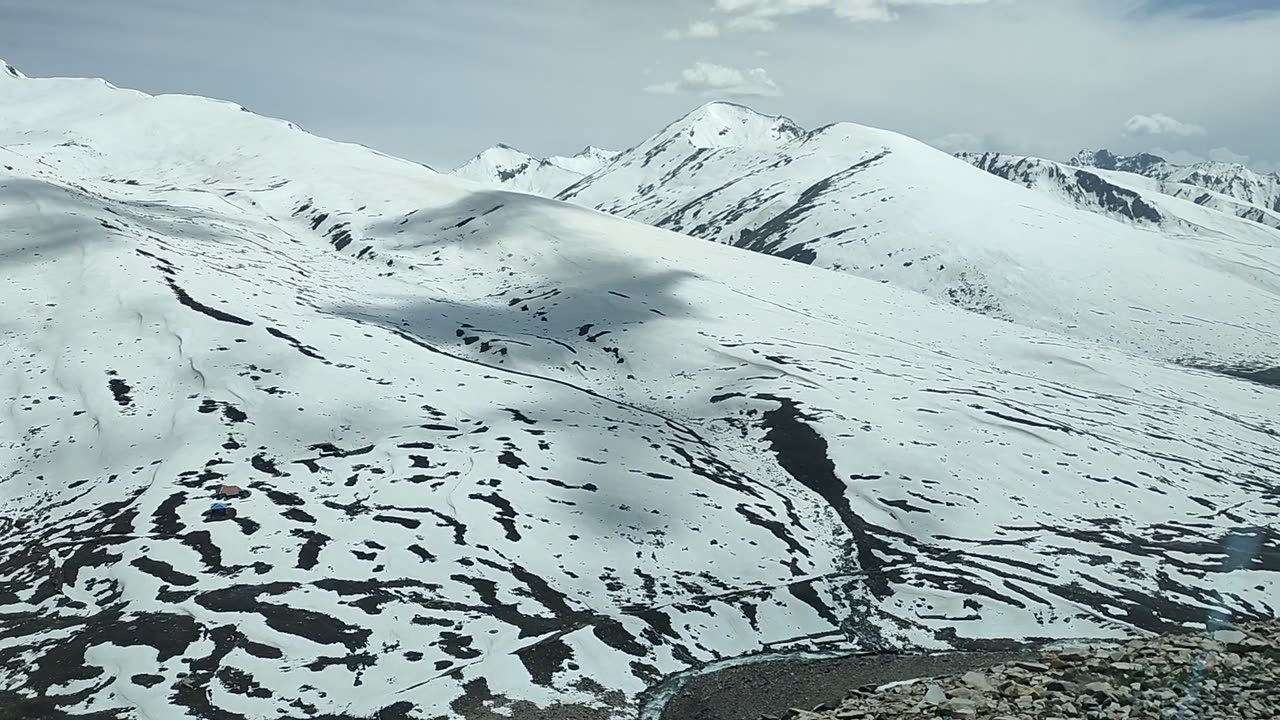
[727,14,780,31]
[708,0,994,31]
[1123,113,1206,137]
[662,20,722,40]
[646,62,782,97]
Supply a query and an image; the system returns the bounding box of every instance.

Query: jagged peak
[452,141,618,185]
[545,147,619,176]
[1073,148,1277,182]
[572,145,619,160]
[454,143,539,172]
[1072,148,1168,174]
[1070,149,1120,169]
[1124,152,1169,171]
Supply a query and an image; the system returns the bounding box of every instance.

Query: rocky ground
[657,650,1037,720]
[769,622,1279,720]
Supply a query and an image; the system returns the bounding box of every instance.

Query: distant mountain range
[961,149,1280,232]
[1072,148,1280,213]
[458,102,1280,367]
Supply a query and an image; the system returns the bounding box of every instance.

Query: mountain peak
[668,101,803,149]
[573,145,615,159]
[1,59,23,79]
[453,142,617,194]
[455,143,538,168]
[1070,148,1120,170]
[1072,148,1168,174]
[549,147,620,176]
[490,142,530,155]
[451,144,545,189]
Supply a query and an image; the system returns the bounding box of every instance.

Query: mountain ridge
[961,150,1280,235]
[1072,148,1280,212]
[552,103,1280,367]
[452,142,619,196]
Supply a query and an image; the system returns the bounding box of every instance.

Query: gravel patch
[781,621,1279,720]
[658,650,1038,720]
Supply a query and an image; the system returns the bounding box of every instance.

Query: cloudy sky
[2,0,1278,171]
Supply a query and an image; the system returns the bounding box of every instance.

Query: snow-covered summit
[453,142,541,179]
[662,101,804,150]
[1,58,24,79]
[451,142,618,195]
[551,145,621,175]
[451,103,800,197]
[1071,148,1169,175]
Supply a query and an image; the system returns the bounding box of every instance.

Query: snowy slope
[453,144,618,196]
[959,151,1280,236]
[2,64,1279,720]
[1073,149,1280,214]
[559,103,1280,367]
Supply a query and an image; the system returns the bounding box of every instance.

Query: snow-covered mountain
[2,63,1278,720]
[959,151,1280,235]
[452,143,618,196]
[956,151,1165,226]
[1072,149,1280,214]
[962,148,1280,234]
[557,102,1280,367]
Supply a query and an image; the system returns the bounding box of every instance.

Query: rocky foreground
[775,622,1279,720]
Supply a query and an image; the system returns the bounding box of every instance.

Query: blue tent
[209,502,230,513]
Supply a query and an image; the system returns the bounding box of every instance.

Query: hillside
[556,103,1280,367]
[1,64,1277,720]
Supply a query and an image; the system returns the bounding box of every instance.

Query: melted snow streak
[0,80,1277,720]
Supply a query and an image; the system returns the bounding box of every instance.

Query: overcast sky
[2,0,1278,172]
